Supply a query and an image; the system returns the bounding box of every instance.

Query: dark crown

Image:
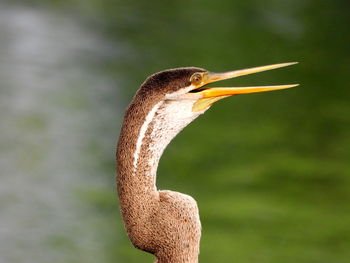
[138,67,206,97]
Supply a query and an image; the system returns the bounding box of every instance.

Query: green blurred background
[1,0,349,262]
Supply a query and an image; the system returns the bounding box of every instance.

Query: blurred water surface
[0,3,124,263]
[1,1,350,263]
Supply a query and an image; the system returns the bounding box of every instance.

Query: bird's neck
[118,100,198,188]
[116,99,199,211]
[117,99,201,263]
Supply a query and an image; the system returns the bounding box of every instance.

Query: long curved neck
[117,98,201,262]
[117,99,199,199]
[116,101,163,219]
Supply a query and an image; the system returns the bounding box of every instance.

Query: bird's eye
[190,73,202,85]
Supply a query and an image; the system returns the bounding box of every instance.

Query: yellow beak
[191,62,299,112]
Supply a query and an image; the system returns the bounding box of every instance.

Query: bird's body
[117,68,204,262]
[116,63,297,262]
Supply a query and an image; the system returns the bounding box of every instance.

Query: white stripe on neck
[132,101,162,172]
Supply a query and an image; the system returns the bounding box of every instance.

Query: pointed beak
[190,62,299,112]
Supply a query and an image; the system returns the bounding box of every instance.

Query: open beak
[190,62,299,112]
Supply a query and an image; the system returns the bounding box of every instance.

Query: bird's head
[132,62,298,122]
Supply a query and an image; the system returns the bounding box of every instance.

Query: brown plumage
[116,63,298,263]
[117,68,204,263]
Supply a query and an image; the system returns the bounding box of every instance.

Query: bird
[116,62,298,263]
